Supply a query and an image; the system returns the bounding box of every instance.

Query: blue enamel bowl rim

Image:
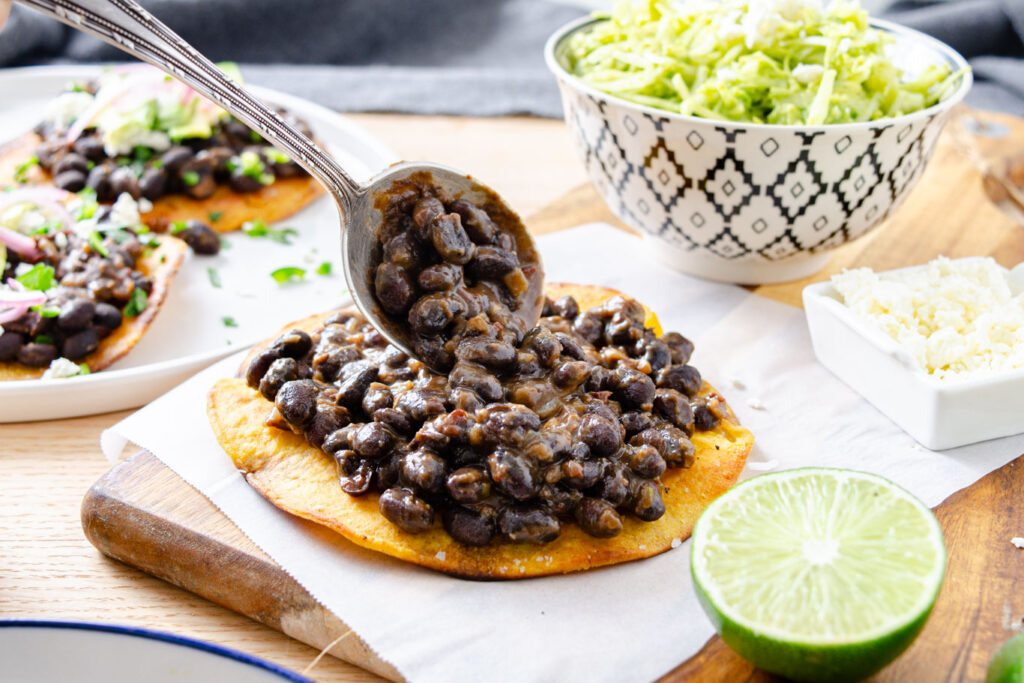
[544,14,972,132]
[0,620,314,682]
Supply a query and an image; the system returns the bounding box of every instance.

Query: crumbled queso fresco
[832,257,1024,380]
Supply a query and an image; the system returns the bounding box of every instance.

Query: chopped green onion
[264,148,291,164]
[208,211,223,223]
[77,363,91,376]
[271,266,306,284]
[88,231,109,257]
[16,263,55,291]
[316,261,332,276]
[34,334,54,345]
[170,220,188,235]
[75,187,98,220]
[34,305,60,318]
[124,288,148,317]
[182,170,200,186]
[222,316,238,328]
[207,267,222,288]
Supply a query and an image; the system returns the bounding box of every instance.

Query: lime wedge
[690,468,946,682]
[989,631,1024,683]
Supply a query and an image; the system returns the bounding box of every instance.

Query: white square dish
[803,260,1024,450]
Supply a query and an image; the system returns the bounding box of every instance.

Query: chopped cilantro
[88,231,109,257]
[222,316,238,328]
[242,219,297,245]
[134,145,153,162]
[34,334,54,345]
[16,263,55,291]
[219,236,231,250]
[316,261,332,276]
[75,187,98,220]
[124,288,148,317]
[271,266,306,284]
[249,129,262,143]
[182,170,200,186]
[34,305,60,318]
[208,211,223,223]
[151,159,164,169]
[170,221,188,235]
[86,160,96,171]
[207,267,222,288]
[14,155,39,183]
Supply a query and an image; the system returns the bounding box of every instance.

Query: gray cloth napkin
[1,0,1021,117]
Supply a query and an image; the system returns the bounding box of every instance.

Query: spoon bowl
[17,0,543,369]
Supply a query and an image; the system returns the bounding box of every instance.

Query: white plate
[0,621,311,682]
[0,65,399,422]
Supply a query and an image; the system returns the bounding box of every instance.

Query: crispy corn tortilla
[0,235,187,380]
[209,283,754,578]
[0,132,323,233]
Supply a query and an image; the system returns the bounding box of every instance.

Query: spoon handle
[15,0,362,216]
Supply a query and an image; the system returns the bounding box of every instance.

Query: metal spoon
[16,0,543,370]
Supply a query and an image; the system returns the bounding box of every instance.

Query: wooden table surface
[3,109,1023,682]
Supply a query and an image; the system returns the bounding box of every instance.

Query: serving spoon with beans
[16,0,544,371]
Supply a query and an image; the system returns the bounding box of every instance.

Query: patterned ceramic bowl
[545,17,971,284]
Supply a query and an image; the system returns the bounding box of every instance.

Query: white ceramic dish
[0,620,311,682]
[803,259,1024,450]
[0,65,398,423]
[546,16,972,285]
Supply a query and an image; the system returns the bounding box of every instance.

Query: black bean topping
[337,451,374,496]
[446,466,492,504]
[627,444,666,479]
[54,152,88,176]
[454,337,517,369]
[0,332,23,362]
[305,403,351,449]
[374,263,417,316]
[108,166,140,199]
[653,388,695,432]
[657,364,702,397]
[631,480,666,522]
[92,302,123,329]
[592,463,630,506]
[335,361,380,410]
[613,368,657,409]
[417,263,461,291]
[57,299,95,332]
[86,165,112,201]
[442,505,496,546]
[351,421,393,459]
[62,328,99,360]
[465,246,517,280]
[498,505,560,544]
[430,214,475,265]
[379,487,434,533]
[178,220,221,255]
[17,342,58,367]
[488,447,538,501]
[693,401,719,431]
[53,170,86,193]
[575,497,623,538]
[272,329,313,359]
[160,146,194,174]
[549,296,579,319]
[400,450,447,493]
[538,483,583,516]
[259,357,299,401]
[139,167,166,201]
[275,380,319,427]
[661,331,695,365]
[449,198,497,244]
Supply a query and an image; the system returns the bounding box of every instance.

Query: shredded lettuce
[564,0,966,125]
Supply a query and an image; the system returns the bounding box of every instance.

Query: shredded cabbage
[564,0,966,125]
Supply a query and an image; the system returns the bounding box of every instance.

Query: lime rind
[691,468,946,681]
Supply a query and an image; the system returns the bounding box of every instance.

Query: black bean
[0,332,24,361]
[412,196,445,232]
[430,214,475,265]
[627,444,666,479]
[603,296,646,324]
[657,364,702,396]
[86,165,112,201]
[488,447,538,501]
[379,487,434,533]
[17,342,57,367]
[335,360,379,409]
[374,263,416,316]
[443,505,496,546]
[382,231,422,271]
[641,339,672,373]
[661,331,694,364]
[408,293,464,336]
[34,139,66,172]
[498,505,560,544]
[473,403,540,446]
[275,380,319,427]
[584,365,613,392]
[693,401,720,432]
[448,361,503,402]
[312,345,361,384]
[54,152,88,176]
[631,480,666,521]
[159,146,192,174]
[630,427,695,468]
[396,388,447,423]
[259,357,299,401]
[522,327,561,367]
[549,295,579,319]
[322,425,357,455]
[613,368,656,409]
[92,302,122,329]
[579,414,622,458]
[620,410,655,436]
[550,360,589,390]
[412,336,454,371]
[381,346,408,367]
[304,403,351,449]
[229,167,265,193]
[592,463,630,506]
[554,332,585,360]
[455,337,516,369]
[417,263,461,291]
[72,136,105,161]
[573,312,603,345]
[400,450,447,493]
[604,312,644,347]
[62,328,99,360]
[245,348,281,389]
[108,166,140,199]
[449,198,497,244]
[270,329,312,359]
[654,388,695,432]
[139,167,166,201]
[539,483,582,516]
[557,458,602,491]
[179,157,216,199]
[351,421,393,459]
[575,498,623,538]
[465,246,517,281]
[360,382,393,416]
[54,170,86,193]
[446,466,492,504]
[56,299,95,332]
[336,450,374,495]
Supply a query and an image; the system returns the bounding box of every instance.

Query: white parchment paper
[101,224,1024,683]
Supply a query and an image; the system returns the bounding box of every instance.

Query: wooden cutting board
[83,109,1024,682]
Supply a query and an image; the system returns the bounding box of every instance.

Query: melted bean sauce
[246,293,726,546]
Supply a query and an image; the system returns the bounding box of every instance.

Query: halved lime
[690,468,946,682]
[988,631,1024,683]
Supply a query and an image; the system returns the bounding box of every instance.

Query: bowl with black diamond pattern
[544,17,971,284]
